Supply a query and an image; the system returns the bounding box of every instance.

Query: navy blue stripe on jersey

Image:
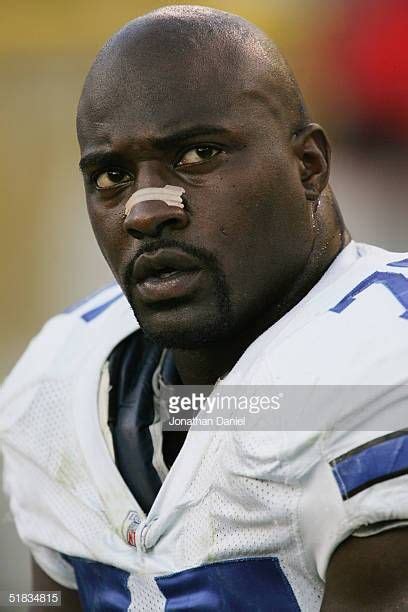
[330,431,408,500]
[62,555,131,611]
[81,293,123,322]
[155,556,300,611]
[63,282,117,313]
[388,258,408,268]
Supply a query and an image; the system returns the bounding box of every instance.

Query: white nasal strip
[125,185,185,217]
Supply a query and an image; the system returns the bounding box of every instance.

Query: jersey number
[331,269,408,319]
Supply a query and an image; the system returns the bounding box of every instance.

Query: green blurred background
[1,0,407,596]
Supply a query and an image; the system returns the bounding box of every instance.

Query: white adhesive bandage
[124,185,185,217]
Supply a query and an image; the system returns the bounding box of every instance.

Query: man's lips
[132,249,204,303]
[133,249,201,283]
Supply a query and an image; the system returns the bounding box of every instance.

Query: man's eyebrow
[79,125,236,171]
[79,151,119,173]
[150,125,235,148]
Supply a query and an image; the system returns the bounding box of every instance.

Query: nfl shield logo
[127,528,137,547]
[122,511,141,548]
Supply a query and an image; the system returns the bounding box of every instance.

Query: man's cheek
[90,218,125,272]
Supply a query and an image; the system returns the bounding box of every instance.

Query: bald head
[77,5,309,140]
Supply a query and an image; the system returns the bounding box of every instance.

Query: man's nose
[123,162,189,238]
[124,197,188,239]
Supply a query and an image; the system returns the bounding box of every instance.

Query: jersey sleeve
[299,425,408,581]
[0,315,81,588]
[0,314,77,433]
[0,285,130,590]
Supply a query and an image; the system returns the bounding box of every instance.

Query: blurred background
[1,0,407,599]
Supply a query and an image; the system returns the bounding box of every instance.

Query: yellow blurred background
[1,0,407,595]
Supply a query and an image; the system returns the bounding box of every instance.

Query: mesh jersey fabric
[1,242,408,610]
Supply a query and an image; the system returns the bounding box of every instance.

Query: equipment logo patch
[122,510,141,548]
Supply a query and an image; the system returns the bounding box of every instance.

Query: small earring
[306,190,320,202]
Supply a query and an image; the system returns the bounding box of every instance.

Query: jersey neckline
[72,296,216,553]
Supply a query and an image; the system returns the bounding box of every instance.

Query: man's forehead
[77,10,303,149]
[77,63,278,151]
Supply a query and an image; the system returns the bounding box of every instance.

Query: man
[1,5,408,611]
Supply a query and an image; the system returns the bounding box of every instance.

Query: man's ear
[291,123,331,201]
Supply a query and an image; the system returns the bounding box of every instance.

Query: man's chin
[126,279,232,349]
[135,313,233,350]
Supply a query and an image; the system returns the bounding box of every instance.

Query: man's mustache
[124,238,222,290]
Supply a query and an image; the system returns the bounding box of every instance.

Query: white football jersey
[2,241,408,611]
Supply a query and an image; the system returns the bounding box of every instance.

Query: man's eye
[94,169,132,189]
[177,146,221,166]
